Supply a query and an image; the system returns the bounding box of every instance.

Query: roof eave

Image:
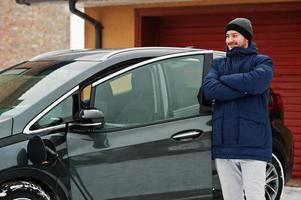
[16,0,194,7]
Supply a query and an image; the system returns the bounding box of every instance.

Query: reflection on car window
[161,55,204,118]
[110,73,132,95]
[94,65,160,129]
[81,84,92,102]
[0,60,77,116]
[31,95,74,130]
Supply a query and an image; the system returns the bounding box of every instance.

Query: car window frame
[90,51,213,131]
[91,51,212,88]
[23,51,213,135]
[23,86,79,134]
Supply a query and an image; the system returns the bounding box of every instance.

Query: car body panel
[67,116,212,199]
[0,116,12,139]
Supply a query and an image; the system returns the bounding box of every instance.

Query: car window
[92,54,206,130]
[0,60,92,117]
[160,55,204,118]
[31,95,74,130]
[93,64,162,129]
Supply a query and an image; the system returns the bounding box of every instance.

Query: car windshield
[0,60,79,116]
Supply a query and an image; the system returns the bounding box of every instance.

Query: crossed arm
[203,59,246,101]
[202,56,273,102]
[219,56,273,95]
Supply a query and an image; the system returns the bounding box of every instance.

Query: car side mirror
[77,108,104,126]
[72,109,104,131]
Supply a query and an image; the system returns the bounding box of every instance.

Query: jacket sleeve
[203,59,246,101]
[219,56,273,95]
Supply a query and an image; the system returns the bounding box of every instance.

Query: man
[203,18,273,200]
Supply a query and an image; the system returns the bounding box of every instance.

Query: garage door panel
[273,76,301,83]
[283,98,301,106]
[274,90,301,97]
[261,47,301,54]
[273,57,301,63]
[159,28,223,37]
[159,34,224,43]
[159,15,232,27]
[255,24,301,33]
[250,12,301,23]
[273,82,301,89]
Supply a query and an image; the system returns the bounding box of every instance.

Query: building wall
[84,0,296,48]
[0,1,70,68]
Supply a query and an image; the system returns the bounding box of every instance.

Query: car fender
[0,167,69,200]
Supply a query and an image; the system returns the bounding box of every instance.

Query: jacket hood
[226,41,258,56]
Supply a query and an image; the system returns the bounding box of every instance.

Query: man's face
[225,30,249,50]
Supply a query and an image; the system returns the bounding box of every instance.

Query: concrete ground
[282,187,301,200]
[282,179,301,200]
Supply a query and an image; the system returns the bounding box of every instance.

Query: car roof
[30,47,218,62]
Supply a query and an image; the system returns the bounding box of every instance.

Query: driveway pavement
[282,186,301,200]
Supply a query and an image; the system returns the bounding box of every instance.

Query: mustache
[227,41,238,45]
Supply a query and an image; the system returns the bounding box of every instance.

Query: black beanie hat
[225,18,253,41]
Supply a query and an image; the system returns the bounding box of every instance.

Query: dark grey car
[0,47,293,200]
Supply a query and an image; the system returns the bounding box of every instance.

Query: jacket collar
[226,42,258,56]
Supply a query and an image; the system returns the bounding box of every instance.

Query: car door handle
[171,130,204,141]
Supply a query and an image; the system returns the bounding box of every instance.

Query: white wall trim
[70,4,85,49]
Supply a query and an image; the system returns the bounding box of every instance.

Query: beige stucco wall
[84,0,296,48]
[85,6,133,48]
[0,1,70,68]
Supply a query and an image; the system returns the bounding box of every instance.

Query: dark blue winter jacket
[203,42,273,162]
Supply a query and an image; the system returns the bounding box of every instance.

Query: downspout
[69,0,103,49]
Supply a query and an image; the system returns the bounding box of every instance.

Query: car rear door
[66,52,213,200]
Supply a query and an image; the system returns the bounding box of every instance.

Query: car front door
[66,52,213,200]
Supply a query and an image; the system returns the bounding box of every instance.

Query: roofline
[29,49,92,61]
[100,46,198,60]
[29,47,210,62]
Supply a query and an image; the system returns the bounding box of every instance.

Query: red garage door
[136,2,301,177]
